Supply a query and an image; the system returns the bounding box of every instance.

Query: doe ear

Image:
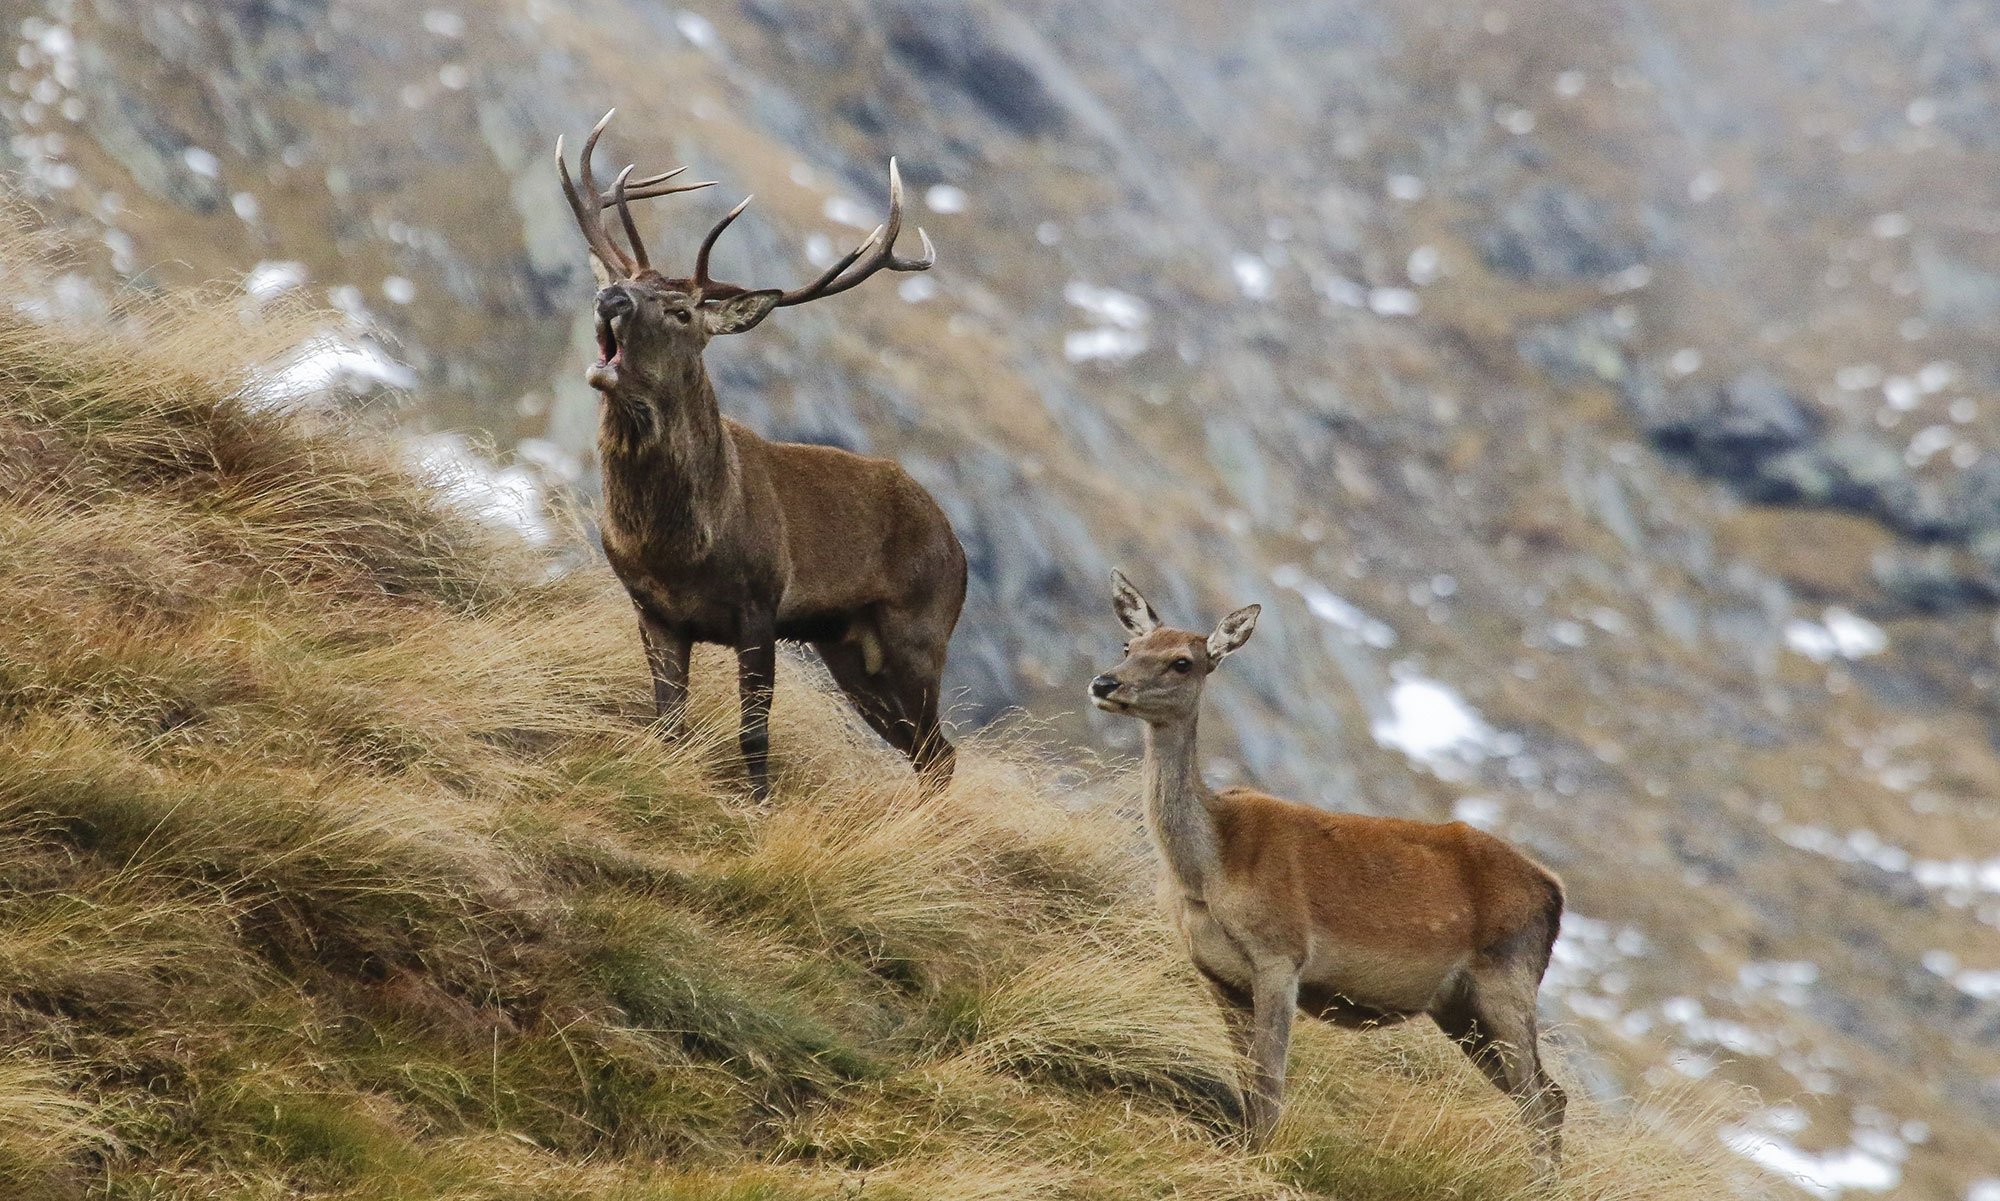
[702,289,783,336]
[1206,603,1260,665]
[1110,569,1162,637]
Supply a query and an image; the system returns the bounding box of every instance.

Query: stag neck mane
[597,346,740,554]
[1141,714,1225,896]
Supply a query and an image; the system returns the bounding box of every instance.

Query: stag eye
[672,309,691,324]
[1170,657,1193,673]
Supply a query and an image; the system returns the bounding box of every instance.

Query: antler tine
[595,163,720,207]
[694,195,754,292]
[769,157,936,308]
[576,110,634,275]
[555,129,632,277]
[612,164,650,272]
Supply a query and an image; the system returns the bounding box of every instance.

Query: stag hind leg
[882,586,960,792]
[814,623,955,793]
[897,668,955,791]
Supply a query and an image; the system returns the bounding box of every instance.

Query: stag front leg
[636,607,692,739]
[736,612,778,802]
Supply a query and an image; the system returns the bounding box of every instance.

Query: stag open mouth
[595,314,624,366]
[587,314,627,391]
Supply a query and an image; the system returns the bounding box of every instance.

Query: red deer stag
[1089,571,1567,1165]
[554,110,966,800]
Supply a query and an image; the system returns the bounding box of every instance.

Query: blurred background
[7,0,2000,1194]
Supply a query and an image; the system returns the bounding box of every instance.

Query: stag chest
[601,522,754,639]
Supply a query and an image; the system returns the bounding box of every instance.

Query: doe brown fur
[1090,571,1566,1165]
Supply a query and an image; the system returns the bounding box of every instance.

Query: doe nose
[595,286,633,318]
[1089,674,1119,699]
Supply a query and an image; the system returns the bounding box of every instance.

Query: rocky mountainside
[9,0,2000,1194]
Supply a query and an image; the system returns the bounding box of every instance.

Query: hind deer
[1089,571,1567,1165]
[554,111,967,800]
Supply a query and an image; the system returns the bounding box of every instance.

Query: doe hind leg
[1430,973,1567,1167]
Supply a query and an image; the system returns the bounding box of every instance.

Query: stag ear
[702,289,782,335]
[1111,569,1162,637]
[1206,604,1259,666]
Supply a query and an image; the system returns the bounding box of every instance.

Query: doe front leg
[736,613,778,802]
[1245,963,1300,1145]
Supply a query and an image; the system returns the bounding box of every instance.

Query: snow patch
[1386,173,1426,201]
[1452,796,1502,829]
[1952,969,2000,999]
[1721,1121,1906,1198]
[1407,245,1441,286]
[1784,607,1886,663]
[822,195,877,230]
[1064,328,1147,364]
[1231,252,1273,301]
[244,260,308,301]
[421,8,466,36]
[923,184,967,214]
[1063,282,1148,329]
[248,334,416,408]
[1367,286,1420,316]
[1371,670,1502,775]
[1738,960,1819,1009]
[1062,281,1150,363]
[675,10,720,52]
[182,146,220,179]
[411,434,549,544]
[1270,564,1396,648]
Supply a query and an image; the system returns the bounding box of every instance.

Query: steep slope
[0,230,1748,1199]
[11,0,2000,1193]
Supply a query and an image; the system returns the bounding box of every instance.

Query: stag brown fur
[1089,572,1567,1165]
[556,111,965,799]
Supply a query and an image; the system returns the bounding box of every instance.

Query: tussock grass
[0,220,1756,1198]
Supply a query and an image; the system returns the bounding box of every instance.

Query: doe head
[1089,569,1259,723]
[555,109,935,395]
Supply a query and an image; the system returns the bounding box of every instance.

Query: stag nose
[595,286,634,319]
[1089,674,1120,699]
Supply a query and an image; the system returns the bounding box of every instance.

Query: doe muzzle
[1089,674,1120,699]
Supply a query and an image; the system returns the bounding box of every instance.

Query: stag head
[555,109,936,394]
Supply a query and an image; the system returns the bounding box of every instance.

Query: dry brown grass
[0,217,1758,1199]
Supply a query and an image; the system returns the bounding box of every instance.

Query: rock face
[13,0,2000,1191]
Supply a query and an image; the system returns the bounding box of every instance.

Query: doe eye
[1170,657,1193,673]
[673,309,691,324]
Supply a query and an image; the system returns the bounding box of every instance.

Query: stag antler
[558,109,934,302]
[695,159,936,305]
[555,109,714,277]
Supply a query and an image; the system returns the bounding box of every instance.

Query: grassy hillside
[0,232,1750,1199]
